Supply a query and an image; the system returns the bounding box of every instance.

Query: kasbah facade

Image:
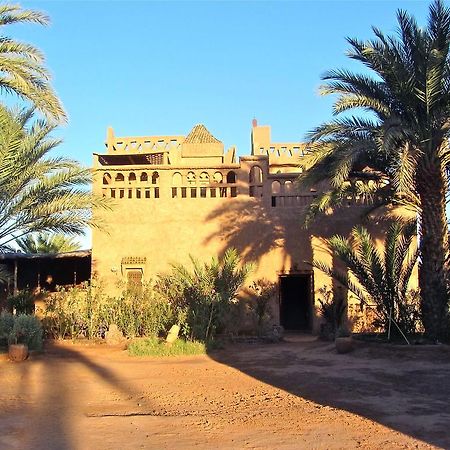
[92,120,377,333]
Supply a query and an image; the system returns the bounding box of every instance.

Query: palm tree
[300,0,450,340]
[156,248,253,341]
[16,232,81,254]
[312,223,419,338]
[0,105,104,252]
[0,4,65,122]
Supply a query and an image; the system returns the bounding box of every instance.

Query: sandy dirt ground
[1,335,450,450]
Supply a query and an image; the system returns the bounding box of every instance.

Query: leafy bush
[248,279,276,335]
[7,290,35,314]
[8,314,43,350]
[317,286,347,339]
[128,337,206,357]
[0,311,15,346]
[0,312,43,350]
[155,248,253,342]
[43,280,173,340]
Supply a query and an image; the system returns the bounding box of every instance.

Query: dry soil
[1,335,449,449]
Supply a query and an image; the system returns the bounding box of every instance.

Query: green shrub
[248,279,276,335]
[0,312,43,350]
[7,290,35,314]
[317,286,347,339]
[128,337,206,357]
[155,248,253,342]
[0,311,15,346]
[43,280,174,340]
[9,314,43,350]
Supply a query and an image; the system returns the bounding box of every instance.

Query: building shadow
[201,195,446,447]
[208,338,450,449]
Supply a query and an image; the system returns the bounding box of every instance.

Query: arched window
[249,166,263,184]
[271,180,281,194]
[151,171,159,185]
[102,173,112,185]
[186,171,196,185]
[115,173,124,182]
[226,171,236,184]
[213,172,223,183]
[140,172,148,182]
[172,172,183,186]
[284,180,293,193]
[199,172,209,184]
[128,172,136,183]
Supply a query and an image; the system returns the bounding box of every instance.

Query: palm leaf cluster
[0,105,103,252]
[16,232,80,254]
[156,248,253,341]
[300,0,450,340]
[313,223,419,336]
[0,4,65,123]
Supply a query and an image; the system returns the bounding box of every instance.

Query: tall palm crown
[0,4,65,123]
[300,0,450,340]
[0,105,103,252]
[16,232,81,254]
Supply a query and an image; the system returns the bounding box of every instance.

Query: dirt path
[1,336,449,449]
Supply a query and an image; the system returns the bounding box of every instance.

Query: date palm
[16,232,80,254]
[0,4,65,122]
[156,248,253,341]
[300,0,450,340]
[313,223,419,338]
[0,105,103,252]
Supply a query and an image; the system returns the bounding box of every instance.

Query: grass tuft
[128,337,206,357]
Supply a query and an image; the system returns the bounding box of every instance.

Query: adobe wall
[92,123,394,333]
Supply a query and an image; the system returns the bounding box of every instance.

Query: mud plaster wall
[92,124,410,333]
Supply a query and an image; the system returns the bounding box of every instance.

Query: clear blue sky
[13,0,430,166]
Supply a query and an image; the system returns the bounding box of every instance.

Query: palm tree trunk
[417,160,449,341]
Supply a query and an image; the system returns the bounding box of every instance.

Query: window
[115,173,125,182]
[172,172,182,186]
[226,171,236,184]
[199,172,209,184]
[103,173,112,185]
[187,171,196,185]
[127,269,143,294]
[249,166,263,184]
[272,181,281,194]
[152,171,159,185]
[140,172,148,182]
[213,172,223,183]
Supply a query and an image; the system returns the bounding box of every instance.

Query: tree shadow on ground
[0,342,156,449]
[209,336,450,449]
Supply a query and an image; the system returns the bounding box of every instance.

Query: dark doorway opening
[279,274,312,331]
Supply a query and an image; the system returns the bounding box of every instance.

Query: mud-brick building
[92,120,368,332]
